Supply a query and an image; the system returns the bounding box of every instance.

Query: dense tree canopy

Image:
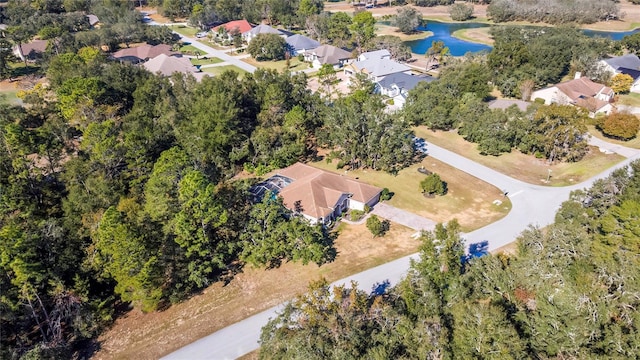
[261,162,640,358]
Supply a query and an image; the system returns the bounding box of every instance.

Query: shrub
[380,188,393,201]
[336,160,346,169]
[598,113,640,140]
[420,173,447,196]
[366,215,390,237]
[449,3,474,21]
[350,209,365,221]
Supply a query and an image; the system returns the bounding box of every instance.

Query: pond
[402,20,640,56]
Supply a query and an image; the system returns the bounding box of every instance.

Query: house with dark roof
[285,34,320,56]
[243,24,285,43]
[251,162,382,225]
[531,74,614,117]
[111,44,178,64]
[376,72,435,107]
[600,54,640,93]
[304,45,353,69]
[13,39,48,62]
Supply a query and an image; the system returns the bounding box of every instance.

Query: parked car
[196,32,208,38]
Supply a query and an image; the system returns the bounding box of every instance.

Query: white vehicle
[196,32,208,38]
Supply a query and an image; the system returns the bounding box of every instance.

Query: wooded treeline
[260,161,640,359]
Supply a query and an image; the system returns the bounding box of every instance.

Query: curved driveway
[163,141,640,359]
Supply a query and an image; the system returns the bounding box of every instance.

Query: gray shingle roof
[619,67,640,81]
[359,49,390,60]
[285,34,320,51]
[245,24,282,36]
[487,99,530,111]
[313,45,352,65]
[604,54,640,71]
[352,58,411,78]
[377,72,434,91]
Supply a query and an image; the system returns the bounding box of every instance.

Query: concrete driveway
[371,202,436,232]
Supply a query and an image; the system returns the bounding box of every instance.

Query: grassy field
[0,90,20,106]
[178,44,202,55]
[94,222,422,360]
[241,57,309,72]
[451,27,494,45]
[376,24,434,41]
[618,93,640,107]
[202,65,248,77]
[415,127,625,186]
[311,157,511,233]
[588,125,640,149]
[168,24,199,37]
[190,57,224,65]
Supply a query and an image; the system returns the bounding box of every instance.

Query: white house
[599,54,640,93]
[531,74,614,117]
[344,58,412,83]
[357,49,391,61]
[376,72,435,107]
[304,45,353,69]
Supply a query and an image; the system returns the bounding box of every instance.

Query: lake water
[403,20,640,56]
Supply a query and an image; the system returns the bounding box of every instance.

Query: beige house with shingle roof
[531,74,614,117]
[268,163,382,225]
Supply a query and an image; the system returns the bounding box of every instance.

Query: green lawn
[241,57,309,72]
[179,44,203,55]
[618,93,640,107]
[202,65,248,77]
[168,25,199,37]
[415,127,625,187]
[0,90,20,106]
[190,57,224,65]
[588,125,640,149]
[311,157,511,232]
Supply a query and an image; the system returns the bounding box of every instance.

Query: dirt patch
[307,70,352,98]
[94,223,418,360]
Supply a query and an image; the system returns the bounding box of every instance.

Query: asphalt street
[163,139,640,360]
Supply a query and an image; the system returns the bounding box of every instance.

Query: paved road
[150,22,257,73]
[163,139,640,359]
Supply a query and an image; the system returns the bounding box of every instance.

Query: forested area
[0,1,422,356]
[488,0,621,24]
[260,161,640,358]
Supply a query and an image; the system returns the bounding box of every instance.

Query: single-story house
[487,99,531,112]
[86,14,100,27]
[531,74,614,117]
[357,49,391,61]
[111,44,178,64]
[285,34,320,56]
[13,39,48,62]
[599,54,640,93]
[251,162,382,225]
[344,58,412,83]
[212,19,253,41]
[376,72,435,107]
[243,24,285,43]
[143,53,208,82]
[304,44,353,69]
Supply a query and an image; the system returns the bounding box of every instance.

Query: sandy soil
[93,223,419,360]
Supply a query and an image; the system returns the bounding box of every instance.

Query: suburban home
[250,162,382,225]
[212,19,253,41]
[86,14,100,27]
[531,74,614,117]
[143,53,208,82]
[487,99,531,112]
[600,54,640,93]
[344,57,411,83]
[13,39,48,62]
[111,44,178,63]
[376,72,435,108]
[243,24,285,43]
[304,44,353,69]
[285,34,320,56]
[357,49,391,61]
